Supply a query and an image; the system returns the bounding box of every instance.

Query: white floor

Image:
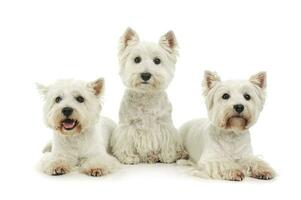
[3,159,295,200]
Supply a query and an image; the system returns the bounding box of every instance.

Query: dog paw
[86,168,107,177]
[121,155,140,165]
[147,152,160,163]
[159,154,177,163]
[177,148,189,160]
[225,169,245,181]
[251,169,274,180]
[160,157,177,164]
[51,165,69,176]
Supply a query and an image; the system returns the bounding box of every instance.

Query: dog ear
[119,27,139,55]
[159,31,178,55]
[249,72,266,89]
[36,83,48,96]
[89,78,104,97]
[202,70,221,95]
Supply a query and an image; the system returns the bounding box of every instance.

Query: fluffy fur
[178,71,275,181]
[111,28,185,164]
[37,79,120,176]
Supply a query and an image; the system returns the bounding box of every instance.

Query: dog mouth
[61,119,78,131]
[226,115,248,130]
[140,81,149,84]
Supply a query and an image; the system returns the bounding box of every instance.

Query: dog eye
[244,94,251,101]
[222,93,230,100]
[134,56,141,64]
[55,96,62,103]
[153,57,161,65]
[76,96,85,103]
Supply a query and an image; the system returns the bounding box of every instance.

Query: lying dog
[37,78,120,176]
[179,71,275,181]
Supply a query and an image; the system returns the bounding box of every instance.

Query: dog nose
[62,107,73,117]
[141,72,152,81]
[233,104,244,113]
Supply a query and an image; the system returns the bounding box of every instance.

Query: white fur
[111,28,185,164]
[37,79,120,176]
[179,71,275,181]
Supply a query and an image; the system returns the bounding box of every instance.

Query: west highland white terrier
[178,71,275,181]
[37,78,120,176]
[111,28,185,164]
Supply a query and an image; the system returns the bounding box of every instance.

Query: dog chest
[208,132,253,160]
[120,90,172,125]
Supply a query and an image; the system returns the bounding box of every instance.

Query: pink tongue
[63,121,75,129]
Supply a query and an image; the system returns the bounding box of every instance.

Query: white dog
[179,71,275,181]
[111,28,185,164]
[37,78,120,176]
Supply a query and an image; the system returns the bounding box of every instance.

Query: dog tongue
[63,120,75,129]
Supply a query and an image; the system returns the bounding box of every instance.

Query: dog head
[37,78,104,135]
[118,27,178,92]
[203,71,266,133]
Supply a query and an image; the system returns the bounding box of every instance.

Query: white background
[0,0,300,199]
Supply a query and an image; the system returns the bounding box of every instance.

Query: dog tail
[42,141,52,153]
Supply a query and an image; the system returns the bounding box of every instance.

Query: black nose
[62,107,73,117]
[140,72,152,81]
[233,104,244,113]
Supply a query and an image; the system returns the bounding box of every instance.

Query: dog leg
[159,146,179,163]
[111,125,141,164]
[80,154,120,177]
[157,124,180,163]
[197,160,245,181]
[239,157,275,180]
[40,152,73,176]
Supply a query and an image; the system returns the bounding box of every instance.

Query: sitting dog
[37,78,120,176]
[178,71,275,181]
[111,28,185,164]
